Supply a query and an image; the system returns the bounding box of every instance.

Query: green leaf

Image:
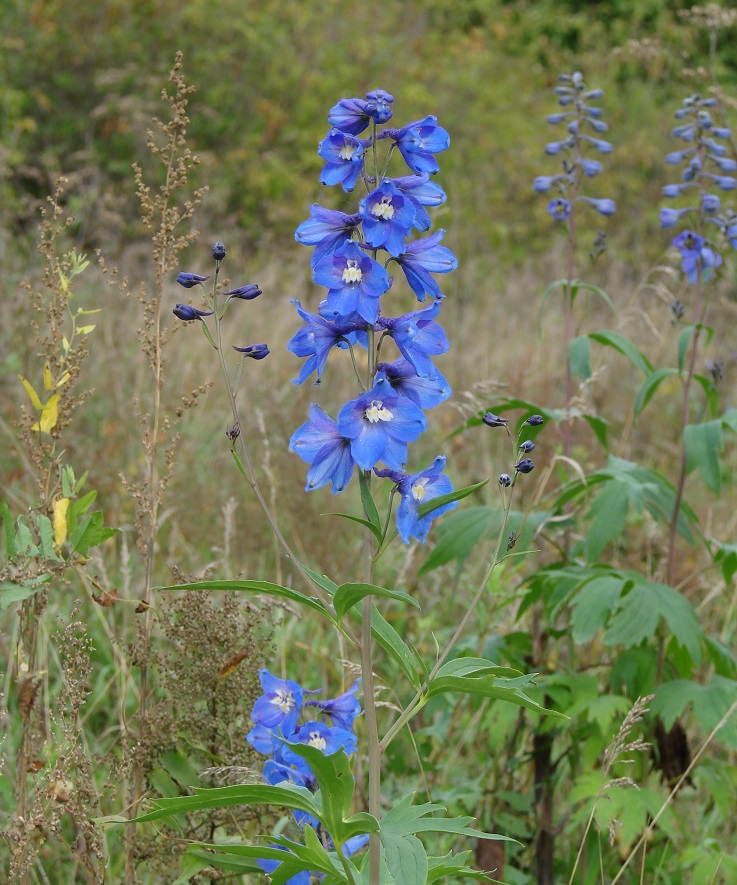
[589,330,653,376]
[69,511,117,556]
[382,833,427,885]
[154,580,334,622]
[538,278,568,330]
[364,604,422,689]
[162,749,200,787]
[570,574,625,643]
[569,335,591,381]
[427,851,490,882]
[0,575,52,613]
[428,671,567,718]
[333,582,419,621]
[324,512,383,544]
[358,469,381,530]
[283,744,354,838]
[129,783,322,824]
[678,324,696,373]
[722,408,737,435]
[604,580,702,664]
[433,657,522,680]
[634,367,680,416]
[37,514,62,560]
[381,795,519,842]
[684,420,723,493]
[582,414,609,450]
[585,480,629,562]
[573,281,616,313]
[416,478,488,518]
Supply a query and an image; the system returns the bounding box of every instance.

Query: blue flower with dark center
[547,198,571,221]
[289,404,355,493]
[318,129,366,192]
[176,272,210,288]
[393,173,447,231]
[287,300,360,385]
[223,284,262,301]
[313,239,390,324]
[394,229,458,302]
[377,302,449,376]
[673,230,721,282]
[359,180,416,257]
[337,377,426,471]
[375,358,451,409]
[295,204,362,266]
[233,343,270,359]
[392,455,457,544]
[172,304,214,321]
[388,115,450,174]
[305,680,361,730]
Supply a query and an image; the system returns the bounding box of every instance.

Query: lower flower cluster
[247,669,367,882]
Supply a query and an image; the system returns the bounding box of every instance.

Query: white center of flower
[308,731,327,751]
[411,477,430,502]
[365,400,393,423]
[339,140,357,161]
[271,688,295,714]
[342,258,363,285]
[371,195,395,221]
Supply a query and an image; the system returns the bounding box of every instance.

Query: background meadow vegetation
[2,0,737,882]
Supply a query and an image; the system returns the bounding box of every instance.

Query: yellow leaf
[18,376,43,410]
[43,362,53,391]
[35,393,60,434]
[76,308,102,316]
[56,372,71,388]
[77,325,96,335]
[62,336,70,353]
[57,269,69,295]
[53,498,70,547]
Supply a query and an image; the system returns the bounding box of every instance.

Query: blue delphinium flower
[172,304,214,321]
[312,239,390,324]
[295,204,362,266]
[176,272,210,288]
[375,359,451,409]
[673,231,722,282]
[377,455,457,544]
[377,302,449,376]
[289,404,355,493]
[393,173,447,231]
[305,680,361,730]
[287,300,361,385]
[318,129,366,192]
[382,115,450,174]
[359,180,416,256]
[251,669,304,734]
[536,72,615,224]
[393,229,458,302]
[337,378,427,471]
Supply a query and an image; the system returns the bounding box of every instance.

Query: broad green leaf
[333,582,419,621]
[634,367,679,416]
[37,515,60,560]
[569,335,591,381]
[428,672,567,718]
[433,657,522,680]
[573,281,616,312]
[722,408,737,434]
[14,517,36,555]
[173,851,211,884]
[585,479,629,562]
[69,511,117,556]
[427,850,489,882]
[684,420,723,493]
[604,581,702,664]
[130,783,322,824]
[162,750,200,787]
[381,796,519,842]
[416,478,488,518]
[382,833,427,885]
[148,768,180,799]
[589,330,653,376]
[366,604,422,688]
[582,414,609,450]
[358,469,381,531]
[154,579,333,621]
[651,679,702,730]
[283,744,354,839]
[570,574,625,643]
[0,576,52,613]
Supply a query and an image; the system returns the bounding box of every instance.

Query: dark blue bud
[176,272,210,288]
[482,412,508,428]
[514,458,535,474]
[226,422,240,441]
[173,304,214,321]
[212,242,226,261]
[525,415,544,426]
[519,440,535,453]
[498,473,512,487]
[224,284,262,301]
[233,343,270,360]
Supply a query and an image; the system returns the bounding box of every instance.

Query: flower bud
[519,440,535,453]
[498,473,512,487]
[224,284,262,301]
[514,458,535,474]
[212,242,226,262]
[176,272,210,288]
[173,304,214,321]
[233,343,270,360]
[525,415,544,426]
[482,412,508,428]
